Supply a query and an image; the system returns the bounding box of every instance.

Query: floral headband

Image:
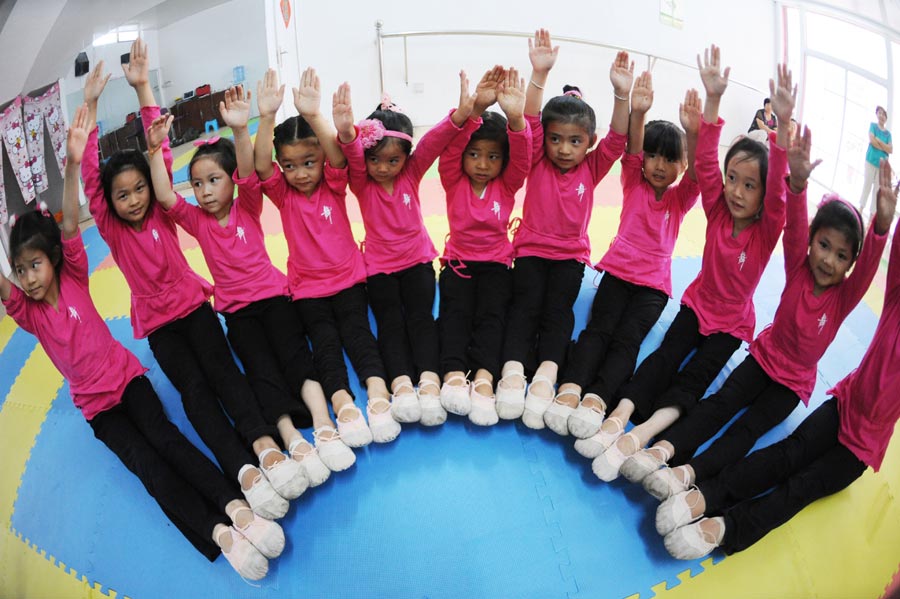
[357,118,413,150]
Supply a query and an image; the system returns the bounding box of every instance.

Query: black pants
[147,302,275,481]
[367,262,440,381]
[562,273,667,402]
[698,399,866,554]
[617,304,741,424]
[89,376,238,561]
[438,260,512,380]
[503,256,585,373]
[224,296,315,430]
[295,283,386,400]
[663,355,801,479]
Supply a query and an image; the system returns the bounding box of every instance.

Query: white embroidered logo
[321,205,333,224]
[817,313,827,334]
[492,201,501,219]
[576,183,586,203]
[236,226,246,243]
[738,250,747,271]
[151,228,160,243]
[403,193,412,209]
[664,210,670,225]
[68,306,81,322]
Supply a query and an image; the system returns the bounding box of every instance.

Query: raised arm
[145,115,178,210]
[697,44,730,124]
[122,38,155,108]
[471,65,505,118]
[525,28,558,117]
[783,125,822,269]
[497,68,531,190]
[438,72,485,187]
[679,88,701,181]
[82,61,110,133]
[451,70,477,127]
[628,71,652,154]
[769,64,796,150]
[62,104,92,239]
[873,158,897,237]
[609,51,634,136]
[219,85,253,178]
[80,64,111,223]
[254,69,286,180]
[295,67,345,169]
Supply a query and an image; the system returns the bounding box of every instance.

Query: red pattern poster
[281,0,291,27]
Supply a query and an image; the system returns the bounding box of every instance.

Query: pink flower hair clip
[380,93,405,113]
[356,119,413,150]
[193,135,221,147]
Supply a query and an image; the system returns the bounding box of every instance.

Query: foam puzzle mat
[1,143,899,598]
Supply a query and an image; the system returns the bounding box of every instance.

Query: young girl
[81,41,306,519]
[253,68,403,442]
[542,72,700,437]
[437,66,531,426]
[656,162,899,560]
[628,126,892,500]
[494,29,631,428]
[145,83,355,486]
[334,75,478,424]
[0,105,284,580]
[583,46,793,481]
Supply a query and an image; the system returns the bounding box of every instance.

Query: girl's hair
[723,137,769,202]
[469,111,510,167]
[9,210,62,276]
[876,105,888,119]
[273,115,317,154]
[101,150,153,217]
[763,98,771,107]
[190,137,237,178]
[364,106,414,155]
[644,120,685,162]
[810,196,864,263]
[541,85,596,138]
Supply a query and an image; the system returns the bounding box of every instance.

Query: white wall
[289,1,777,143]
[156,0,268,117]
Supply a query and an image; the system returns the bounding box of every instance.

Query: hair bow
[564,89,583,99]
[194,135,221,147]
[380,93,404,113]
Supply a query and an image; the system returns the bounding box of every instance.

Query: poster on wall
[281,0,291,28]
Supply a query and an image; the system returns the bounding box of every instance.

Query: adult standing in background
[860,106,892,214]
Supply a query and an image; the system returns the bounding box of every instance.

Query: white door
[268,0,301,123]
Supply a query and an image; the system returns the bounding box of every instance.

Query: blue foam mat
[6,249,882,598]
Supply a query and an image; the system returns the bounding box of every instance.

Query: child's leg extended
[89,376,232,562]
[366,273,416,388]
[398,262,440,382]
[469,262,513,392]
[295,296,353,411]
[438,263,476,415]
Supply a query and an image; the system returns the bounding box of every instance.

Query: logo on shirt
[236,226,247,243]
[664,210,670,225]
[403,193,412,209]
[492,201,501,219]
[738,250,747,271]
[817,313,827,334]
[321,205,333,224]
[576,183,586,203]
[151,228,160,243]
[68,306,81,322]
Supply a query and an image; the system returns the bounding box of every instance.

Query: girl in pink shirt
[584,47,793,482]
[81,42,307,520]
[630,126,891,501]
[654,159,899,561]
[542,73,700,437]
[146,80,356,486]
[254,69,402,443]
[494,29,630,428]
[0,105,284,580]
[436,67,532,426]
[334,78,475,427]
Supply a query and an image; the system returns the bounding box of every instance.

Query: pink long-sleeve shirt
[830,222,900,471]
[342,112,463,276]
[680,118,787,342]
[3,231,147,420]
[512,113,627,264]
[260,162,367,299]
[750,186,886,404]
[438,115,531,266]
[166,172,288,313]
[595,152,700,296]
[82,106,212,338]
